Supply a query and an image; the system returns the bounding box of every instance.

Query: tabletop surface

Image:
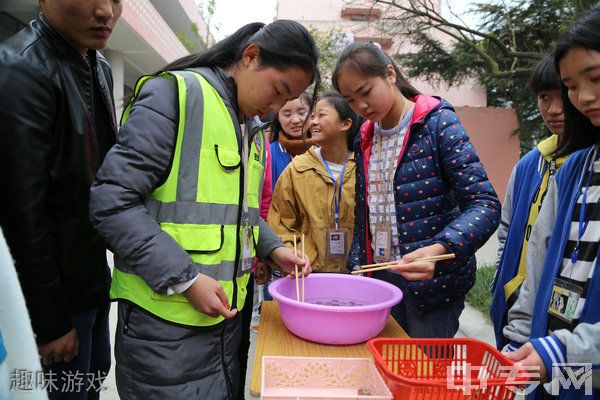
[249,301,408,397]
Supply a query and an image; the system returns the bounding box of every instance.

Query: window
[341,7,381,21]
[353,36,393,51]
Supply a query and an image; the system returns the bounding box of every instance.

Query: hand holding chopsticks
[268,238,312,284]
[352,254,455,274]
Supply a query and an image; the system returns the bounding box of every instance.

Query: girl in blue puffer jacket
[332,42,501,338]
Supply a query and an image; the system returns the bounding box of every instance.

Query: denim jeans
[374,270,464,338]
[45,306,111,400]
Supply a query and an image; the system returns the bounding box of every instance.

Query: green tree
[202,0,217,46]
[309,27,352,91]
[177,0,217,53]
[362,0,596,153]
[177,22,206,53]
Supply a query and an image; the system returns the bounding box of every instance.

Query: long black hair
[318,91,360,150]
[331,42,420,99]
[554,6,600,157]
[530,54,561,95]
[161,20,321,112]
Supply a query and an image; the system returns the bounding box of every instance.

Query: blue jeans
[45,306,111,400]
[374,271,464,338]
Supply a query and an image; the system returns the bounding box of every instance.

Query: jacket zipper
[94,61,118,134]
[122,303,133,336]
[231,130,244,309]
[232,121,265,308]
[220,320,233,398]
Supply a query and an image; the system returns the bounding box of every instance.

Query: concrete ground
[101,233,499,399]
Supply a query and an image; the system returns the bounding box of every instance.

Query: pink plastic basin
[268,273,403,345]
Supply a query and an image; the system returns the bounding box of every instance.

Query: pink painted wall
[413,77,487,108]
[455,107,520,203]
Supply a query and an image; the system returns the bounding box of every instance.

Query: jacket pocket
[214,144,241,170]
[160,223,224,254]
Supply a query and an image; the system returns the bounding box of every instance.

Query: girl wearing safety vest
[268,92,360,273]
[90,21,319,399]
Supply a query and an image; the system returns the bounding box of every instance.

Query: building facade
[276,0,520,201]
[277,0,487,107]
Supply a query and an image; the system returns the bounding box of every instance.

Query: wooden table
[249,301,408,397]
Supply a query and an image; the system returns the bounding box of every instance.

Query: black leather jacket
[0,15,117,343]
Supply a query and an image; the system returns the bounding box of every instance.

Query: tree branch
[373,0,516,57]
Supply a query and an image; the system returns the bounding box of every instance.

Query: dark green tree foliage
[367,0,596,153]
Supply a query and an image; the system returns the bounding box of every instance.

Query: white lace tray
[261,356,393,400]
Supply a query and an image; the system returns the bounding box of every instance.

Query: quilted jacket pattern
[349,95,501,311]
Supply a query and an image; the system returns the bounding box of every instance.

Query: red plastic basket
[367,338,529,400]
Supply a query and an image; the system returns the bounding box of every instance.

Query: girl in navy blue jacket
[332,42,501,338]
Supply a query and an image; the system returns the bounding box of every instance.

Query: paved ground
[101,233,500,399]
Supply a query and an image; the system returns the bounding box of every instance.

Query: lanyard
[241,123,250,223]
[549,159,557,177]
[571,152,600,264]
[375,103,413,220]
[322,152,350,229]
[537,159,557,208]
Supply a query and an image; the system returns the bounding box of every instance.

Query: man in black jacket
[0,1,122,398]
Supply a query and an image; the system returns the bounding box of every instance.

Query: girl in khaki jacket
[268,92,359,273]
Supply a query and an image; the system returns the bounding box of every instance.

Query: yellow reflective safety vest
[110,70,265,327]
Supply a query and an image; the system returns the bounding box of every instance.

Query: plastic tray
[261,356,393,399]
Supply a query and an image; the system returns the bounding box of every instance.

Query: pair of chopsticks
[351,253,455,274]
[293,233,305,302]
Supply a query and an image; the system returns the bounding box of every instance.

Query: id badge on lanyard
[241,225,253,271]
[326,228,348,259]
[374,220,392,263]
[240,123,253,272]
[322,153,350,260]
[548,278,582,324]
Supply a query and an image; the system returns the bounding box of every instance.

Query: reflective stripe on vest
[110,70,265,327]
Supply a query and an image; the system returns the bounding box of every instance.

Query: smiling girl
[268,92,359,272]
[270,93,313,187]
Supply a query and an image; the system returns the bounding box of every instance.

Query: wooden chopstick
[294,234,300,301]
[359,260,398,269]
[412,254,455,263]
[301,233,305,302]
[351,253,455,275]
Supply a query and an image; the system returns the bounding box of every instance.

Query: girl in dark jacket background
[332,42,501,338]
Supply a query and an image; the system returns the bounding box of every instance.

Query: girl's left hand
[391,244,447,281]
